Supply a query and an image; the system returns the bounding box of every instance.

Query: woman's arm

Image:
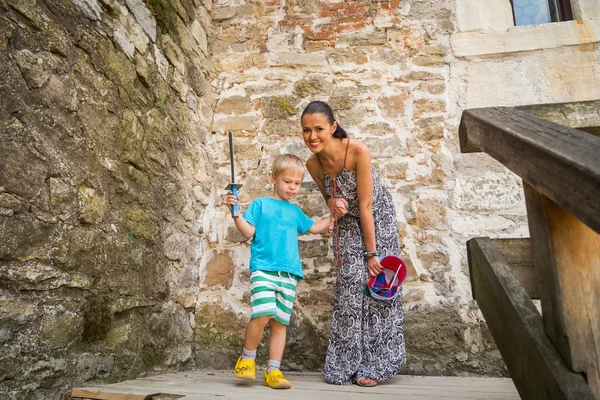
[306,155,347,219]
[354,143,383,276]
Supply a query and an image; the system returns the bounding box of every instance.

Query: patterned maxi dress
[320,152,406,385]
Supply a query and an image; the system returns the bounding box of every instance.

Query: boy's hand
[225,193,239,211]
[328,197,348,220]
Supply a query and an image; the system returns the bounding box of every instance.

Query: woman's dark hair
[301,101,348,139]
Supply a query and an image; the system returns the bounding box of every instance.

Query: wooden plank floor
[72,371,521,400]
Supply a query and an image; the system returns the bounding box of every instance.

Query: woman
[301,101,406,387]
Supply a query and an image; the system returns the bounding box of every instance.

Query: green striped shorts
[250,270,298,326]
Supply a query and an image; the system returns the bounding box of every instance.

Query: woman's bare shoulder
[349,138,369,154]
[348,138,371,167]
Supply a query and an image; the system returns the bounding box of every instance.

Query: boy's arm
[233,215,256,239]
[226,194,256,239]
[307,215,334,234]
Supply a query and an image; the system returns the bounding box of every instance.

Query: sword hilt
[226,183,242,218]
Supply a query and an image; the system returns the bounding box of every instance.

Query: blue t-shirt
[243,197,315,279]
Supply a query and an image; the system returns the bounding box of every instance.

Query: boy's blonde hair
[271,154,305,178]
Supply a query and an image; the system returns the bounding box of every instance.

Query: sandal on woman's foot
[356,377,378,387]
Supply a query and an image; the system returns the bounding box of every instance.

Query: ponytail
[301,101,348,139]
[333,124,348,139]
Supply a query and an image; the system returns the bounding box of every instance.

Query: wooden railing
[459,100,600,400]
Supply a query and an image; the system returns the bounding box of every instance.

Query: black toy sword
[225,131,242,218]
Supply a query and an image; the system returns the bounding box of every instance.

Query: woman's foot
[356,377,378,387]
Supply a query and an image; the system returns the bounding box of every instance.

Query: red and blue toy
[366,255,407,301]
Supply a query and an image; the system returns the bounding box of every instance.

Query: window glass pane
[513,0,552,25]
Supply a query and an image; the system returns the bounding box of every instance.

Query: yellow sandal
[263,369,291,389]
[234,356,256,380]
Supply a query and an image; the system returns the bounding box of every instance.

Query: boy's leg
[263,320,291,389]
[244,315,271,352]
[235,271,279,381]
[263,273,296,389]
[268,319,287,363]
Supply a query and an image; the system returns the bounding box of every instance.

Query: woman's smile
[301,113,337,153]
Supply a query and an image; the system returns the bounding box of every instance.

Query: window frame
[508,0,574,25]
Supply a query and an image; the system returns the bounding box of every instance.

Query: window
[509,0,573,26]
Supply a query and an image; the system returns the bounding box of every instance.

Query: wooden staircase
[460,100,600,400]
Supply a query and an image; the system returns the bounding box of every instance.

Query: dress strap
[343,138,350,169]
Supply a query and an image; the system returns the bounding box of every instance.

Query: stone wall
[0,0,214,398]
[204,0,511,378]
[203,0,600,380]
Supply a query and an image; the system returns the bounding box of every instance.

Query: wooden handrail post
[524,182,600,398]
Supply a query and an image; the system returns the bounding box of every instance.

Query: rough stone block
[12,49,56,89]
[164,232,188,261]
[297,287,334,305]
[125,0,157,41]
[416,116,445,141]
[299,238,329,258]
[403,286,425,303]
[270,51,327,67]
[383,162,409,180]
[364,136,406,158]
[215,96,251,115]
[328,48,369,65]
[338,31,387,46]
[387,27,426,52]
[161,36,186,75]
[212,116,258,132]
[194,303,245,369]
[40,311,83,350]
[212,6,237,21]
[378,90,410,118]
[412,54,446,67]
[124,206,157,241]
[451,174,524,212]
[416,81,445,95]
[410,71,444,81]
[262,118,299,137]
[261,96,298,118]
[414,98,446,118]
[413,197,447,229]
[202,251,234,288]
[153,44,170,80]
[328,95,354,111]
[225,225,248,243]
[190,19,208,55]
[0,144,48,200]
[134,53,152,87]
[293,75,333,98]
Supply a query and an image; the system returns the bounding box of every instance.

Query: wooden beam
[516,100,600,131]
[466,237,595,400]
[579,126,600,136]
[459,107,600,234]
[71,389,153,399]
[524,184,600,398]
[491,238,538,300]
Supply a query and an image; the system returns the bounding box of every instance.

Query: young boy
[225,154,334,389]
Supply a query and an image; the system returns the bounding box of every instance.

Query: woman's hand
[367,256,383,277]
[327,197,348,220]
